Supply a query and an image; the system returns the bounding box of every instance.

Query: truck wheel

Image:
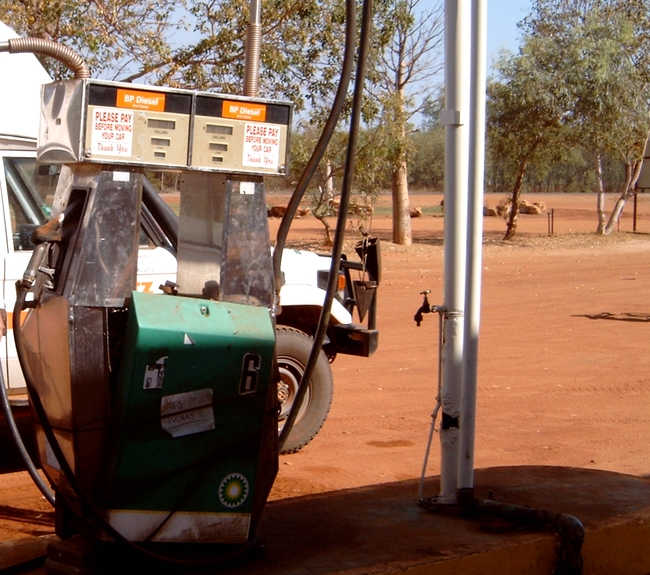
[276,326,333,454]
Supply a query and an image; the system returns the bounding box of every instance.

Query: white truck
[0,22,379,457]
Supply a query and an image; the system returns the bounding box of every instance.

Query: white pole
[439,0,471,504]
[458,0,488,491]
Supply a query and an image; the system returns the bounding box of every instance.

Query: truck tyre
[276,326,333,454]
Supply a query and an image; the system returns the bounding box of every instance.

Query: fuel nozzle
[17,214,64,292]
[414,290,432,326]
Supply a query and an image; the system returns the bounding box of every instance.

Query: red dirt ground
[2,192,650,540]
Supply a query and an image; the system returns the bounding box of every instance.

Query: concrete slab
[249,466,650,575]
[0,534,55,572]
[7,466,650,574]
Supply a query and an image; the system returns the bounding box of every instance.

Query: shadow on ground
[576,312,650,322]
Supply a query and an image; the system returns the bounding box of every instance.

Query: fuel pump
[13,74,291,547]
[2,0,372,564]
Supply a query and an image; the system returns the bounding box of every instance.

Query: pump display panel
[86,84,192,167]
[191,94,291,175]
[38,79,291,176]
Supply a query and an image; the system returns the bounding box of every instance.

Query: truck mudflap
[326,323,378,358]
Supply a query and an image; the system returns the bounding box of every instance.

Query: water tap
[414,290,432,326]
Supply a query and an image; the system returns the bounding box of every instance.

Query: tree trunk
[603,159,643,235]
[502,124,556,240]
[603,189,632,235]
[325,160,334,202]
[603,135,649,235]
[314,213,334,246]
[391,59,412,246]
[504,158,528,240]
[595,154,606,234]
[392,159,412,245]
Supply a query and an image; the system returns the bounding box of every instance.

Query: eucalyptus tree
[487,43,569,240]
[0,1,350,109]
[0,0,184,79]
[522,0,650,235]
[153,0,354,111]
[371,0,444,245]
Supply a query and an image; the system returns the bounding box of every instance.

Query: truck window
[3,157,56,251]
[3,159,162,251]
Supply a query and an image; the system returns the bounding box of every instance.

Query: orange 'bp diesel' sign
[222,101,267,122]
[116,88,166,112]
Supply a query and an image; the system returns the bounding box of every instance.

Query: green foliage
[0,0,184,79]
[286,125,390,245]
[522,0,650,166]
[408,125,444,191]
[288,125,392,202]
[486,47,568,191]
[158,0,349,110]
[487,0,650,237]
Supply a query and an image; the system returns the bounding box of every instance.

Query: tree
[487,44,568,240]
[288,124,393,245]
[372,0,444,245]
[0,0,184,79]
[521,0,650,235]
[487,0,650,238]
[156,0,351,112]
[406,94,445,190]
[1,1,351,111]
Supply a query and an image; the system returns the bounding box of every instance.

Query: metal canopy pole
[438,0,471,504]
[458,0,487,492]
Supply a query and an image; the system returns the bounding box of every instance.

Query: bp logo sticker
[219,473,249,508]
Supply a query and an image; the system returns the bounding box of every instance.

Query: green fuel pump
[15,78,291,546]
[3,0,370,563]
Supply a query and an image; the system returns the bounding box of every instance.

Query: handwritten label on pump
[161,389,215,438]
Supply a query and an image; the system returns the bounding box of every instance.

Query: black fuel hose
[4,242,56,504]
[272,0,357,296]
[473,497,584,574]
[279,0,373,449]
[142,177,178,250]
[0,300,55,504]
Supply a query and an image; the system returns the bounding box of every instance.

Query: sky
[411,0,532,124]
[485,0,532,66]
